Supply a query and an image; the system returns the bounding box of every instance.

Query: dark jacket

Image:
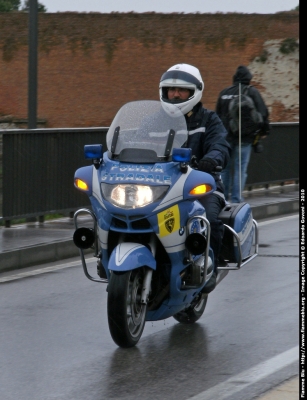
[185,102,231,193]
[215,65,270,144]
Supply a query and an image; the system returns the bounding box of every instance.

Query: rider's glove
[198,157,218,173]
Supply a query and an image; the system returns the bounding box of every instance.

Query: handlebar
[190,156,222,173]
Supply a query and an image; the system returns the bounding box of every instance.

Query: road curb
[250,198,299,220]
[0,240,80,273]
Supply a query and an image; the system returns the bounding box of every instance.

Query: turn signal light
[189,184,212,195]
[75,179,88,190]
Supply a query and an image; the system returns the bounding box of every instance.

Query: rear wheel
[173,293,208,324]
[107,268,147,348]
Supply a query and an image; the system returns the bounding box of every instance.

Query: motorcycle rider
[159,63,231,293]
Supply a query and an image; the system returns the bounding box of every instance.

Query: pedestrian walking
[216,65,270,203]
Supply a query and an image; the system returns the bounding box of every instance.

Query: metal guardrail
[0,123,299,226]
[0,127,108,226]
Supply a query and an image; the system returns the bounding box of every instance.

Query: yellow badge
[158,205,180,237]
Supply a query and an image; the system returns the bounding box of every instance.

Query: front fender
[108,242,156,272]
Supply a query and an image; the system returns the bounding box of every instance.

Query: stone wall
[0,12,299,127]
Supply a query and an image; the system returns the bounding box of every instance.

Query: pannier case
[218,202,254,263]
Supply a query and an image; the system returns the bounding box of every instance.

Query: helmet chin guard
[159,63,204,115]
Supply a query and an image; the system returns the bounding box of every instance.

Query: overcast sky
[40,0,299,14]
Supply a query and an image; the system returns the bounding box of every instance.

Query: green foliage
[0,213,66,227]
[21,0,47,12]
[279,38,299,54]
[0,0,47,12]
[0,0,21,11]
[256,49,269,63]
[293,5,299,11]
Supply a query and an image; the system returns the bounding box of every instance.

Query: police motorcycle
[73,100,259,348]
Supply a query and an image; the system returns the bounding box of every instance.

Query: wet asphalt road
[0,214,299,400]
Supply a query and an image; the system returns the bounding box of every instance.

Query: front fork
[141,269,153,304]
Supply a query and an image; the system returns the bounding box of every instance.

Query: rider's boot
[201,270,217,294]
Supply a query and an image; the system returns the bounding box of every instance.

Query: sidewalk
[0,184,299,274]
[257,376,299,399]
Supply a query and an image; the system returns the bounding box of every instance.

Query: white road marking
[187,346,299,400]
[258,214,298,226]
[0,258,96,283]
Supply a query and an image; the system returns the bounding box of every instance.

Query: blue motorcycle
[73,100,258,348]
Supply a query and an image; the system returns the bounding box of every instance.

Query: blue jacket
[185,102,231,193]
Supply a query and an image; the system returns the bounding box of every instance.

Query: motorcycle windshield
[106,100,188,162]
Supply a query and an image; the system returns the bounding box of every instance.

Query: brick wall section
[0,12,299,127]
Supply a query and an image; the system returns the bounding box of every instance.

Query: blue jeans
[221,143,252,203]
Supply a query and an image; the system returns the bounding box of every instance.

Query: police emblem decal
[165,218,175,233]
[157,205,180,237]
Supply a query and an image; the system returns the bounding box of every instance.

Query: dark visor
[160,70,203,90]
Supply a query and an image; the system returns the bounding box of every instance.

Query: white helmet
[159,63,204,115]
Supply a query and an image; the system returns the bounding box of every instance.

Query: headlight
[101,183,169,209]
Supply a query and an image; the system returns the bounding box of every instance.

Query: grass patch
[0,213,68,227]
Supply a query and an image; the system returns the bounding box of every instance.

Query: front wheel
[107,268,147,348]
[173,293,208,324]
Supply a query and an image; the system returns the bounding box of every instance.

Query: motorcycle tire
[107,268,147,348]
[173,293,208,324]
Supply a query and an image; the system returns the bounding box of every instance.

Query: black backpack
[228,86,263,138]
